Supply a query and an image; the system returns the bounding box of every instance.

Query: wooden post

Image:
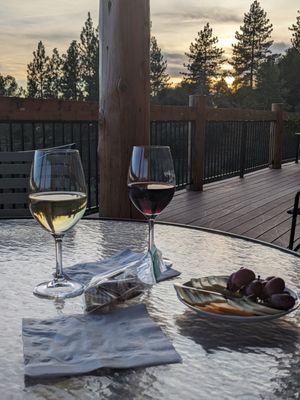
[270,103,284,169]
[188,95,206,191]
[99,0,150,218]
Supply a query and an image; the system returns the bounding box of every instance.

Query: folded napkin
[22,304,181,379]
[66,250,181,286]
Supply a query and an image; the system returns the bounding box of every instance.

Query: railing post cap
[271,103,284,111]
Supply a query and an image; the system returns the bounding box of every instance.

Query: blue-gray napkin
[22,304,181,379]
[65,250,181,286]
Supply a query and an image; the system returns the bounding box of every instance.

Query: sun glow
[225,76,235,86]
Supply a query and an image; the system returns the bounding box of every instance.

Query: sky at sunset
[0,0,299,87]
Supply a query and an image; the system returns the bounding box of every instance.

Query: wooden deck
[159,163,300,250]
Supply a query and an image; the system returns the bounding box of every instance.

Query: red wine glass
[128,146,176,280]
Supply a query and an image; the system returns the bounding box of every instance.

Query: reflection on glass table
[0,219,299,400]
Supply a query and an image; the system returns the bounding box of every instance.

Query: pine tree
[279,48,300,111]
[255,60,284,109]
[182,23,225,94]
[231,1,273,89]
[150,36,170,97]
[61,40,83,100]
[27,41,50,98]
[212,77,234,108]
[79,12,99,101]
[0,74,19,96]
[289,10,300,50]
[46,48,63,99]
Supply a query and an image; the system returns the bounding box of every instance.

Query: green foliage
[278,48,300,111]
[26,13,98,101]
[47,48,63,99]
[152,83,190,105]
[27,41,50,98]
[183,23,225,94]
[61,40,83,100]
[231,1,273,89]
[0,74,19,96]
[79,12,99,101]
[150,36,170,98]
[231,87,259,109]
[255,59,285,109]
[212,78,234,108]
[289,10,300,50]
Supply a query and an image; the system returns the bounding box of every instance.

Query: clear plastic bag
[84,251,154,312]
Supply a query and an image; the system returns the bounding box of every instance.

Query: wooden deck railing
[0,96,300,206]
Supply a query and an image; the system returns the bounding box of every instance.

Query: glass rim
[34,148,80,156]
[132,145,171,150]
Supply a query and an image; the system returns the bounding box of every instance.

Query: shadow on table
[176,310,300,399]
[175,310,299,354]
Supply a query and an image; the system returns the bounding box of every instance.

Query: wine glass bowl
[128,146,176,281]
[29,148,87,299]
[128,146,176,218]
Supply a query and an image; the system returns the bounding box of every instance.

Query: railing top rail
[284,111,300,120]
[0,96,98,122]
[206,108,277,122]
[0,96,300,123]
[150,105,196,121]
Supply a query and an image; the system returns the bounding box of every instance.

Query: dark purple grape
[231,268,255,289]
[265,276,275,281]
[269,293,296,311]
[227,273,238,292]
[245,278,263,298]
[263,277,285,297]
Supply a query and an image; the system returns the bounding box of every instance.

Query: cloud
[164,52,186,63]
[271,41,290,54]
[152,7,242,25]
[167,65,185,77]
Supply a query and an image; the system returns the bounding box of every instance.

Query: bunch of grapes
[227,268,296,311]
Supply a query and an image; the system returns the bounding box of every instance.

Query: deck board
[159,163,300,249]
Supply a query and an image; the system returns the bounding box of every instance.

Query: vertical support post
[188,95,206,191]
[269,103,284,169]
[295,133,300,163]
[99,0,150,218]
[239,122,247,179]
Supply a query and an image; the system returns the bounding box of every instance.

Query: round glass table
[0,219,299,400]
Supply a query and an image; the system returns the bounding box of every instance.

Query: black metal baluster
[87,123,92,210]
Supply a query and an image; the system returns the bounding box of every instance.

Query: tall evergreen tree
[27,41,50,98]
[79,12,99,101]
[150,36,170,97]
[289,10,300,50]
[46,48,63,99]
[0,74,19,96]
[61,40,83,100]
[279,48,300,111]
[182,23,225,94]
[255,59,284,109]
[231,1,273,89]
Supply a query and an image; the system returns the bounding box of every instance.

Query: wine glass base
[33,277,84,300]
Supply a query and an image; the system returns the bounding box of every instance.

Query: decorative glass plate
[174,275,300,322]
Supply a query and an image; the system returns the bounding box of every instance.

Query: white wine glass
[29,148,87,299]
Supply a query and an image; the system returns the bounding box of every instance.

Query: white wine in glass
[29,192,87,235]
[29,149,87,299]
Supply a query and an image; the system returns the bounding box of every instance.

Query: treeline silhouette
[0,2,300,111]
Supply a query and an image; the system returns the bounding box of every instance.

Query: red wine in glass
[128,146,176,281]
[128,182,175,217]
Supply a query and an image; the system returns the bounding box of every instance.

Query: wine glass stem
[54,235,64,280]
[148,218,155,252]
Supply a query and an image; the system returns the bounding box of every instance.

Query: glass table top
[0,219,299,400]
